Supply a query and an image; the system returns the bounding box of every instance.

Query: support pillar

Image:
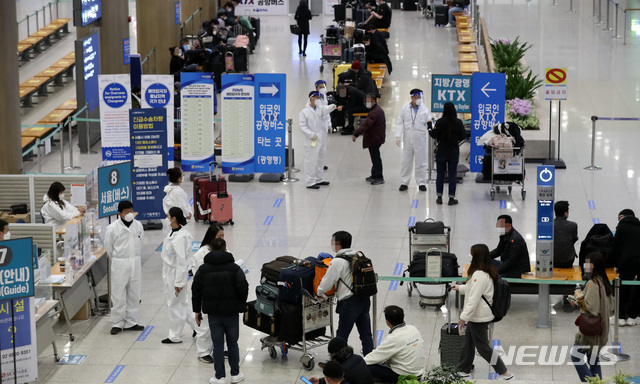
[181,0,216,28]
[0,1,23,174]
[100,0,131,75]
[137,0,181,75]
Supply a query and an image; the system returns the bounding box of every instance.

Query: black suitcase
[409,251,460,277]
[250,17,260,40]
[413,218,446,234]
[260,256,297,285]
[278,301,326,345]
[440,322,464,365]
[435,5,448,26]
[333,4,346,22]
[355,9,368,23]
[279,264,315,304]
[244,300,280,336]
[403,0,417,11]
[233,47,248,72]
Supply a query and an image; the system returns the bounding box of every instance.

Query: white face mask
[319,87,327,95]
[496,227,506,235]
[59,193,65,200]
[3,232,10,240]
[365,102,372,109]
[415,98,422,106]
[176,49,182,56]
[124,212,135,222]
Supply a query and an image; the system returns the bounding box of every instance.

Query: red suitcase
[208,179,234,225]
[192,161,225,223]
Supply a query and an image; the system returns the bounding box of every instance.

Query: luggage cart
[405,219,451,308]
[489,147,526,201]
[260,291,334,371]
[319,35,344,73]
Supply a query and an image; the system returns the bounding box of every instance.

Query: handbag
[290,24,301,35]
[575,313,602,336]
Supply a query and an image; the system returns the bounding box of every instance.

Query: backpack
[482,278,511,322]
[490,133,514,159]
[307,253,335,296]
[338,251,378,298]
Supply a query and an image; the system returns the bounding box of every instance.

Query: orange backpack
[313,257,335,296]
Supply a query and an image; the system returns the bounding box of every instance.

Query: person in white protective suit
[299,90,342,189]
[190,224,225,363]
[41,181,85,232]
[161,207,197,344]
[163,167,193,221]
[394,89,432,192]
[104,200,145,335]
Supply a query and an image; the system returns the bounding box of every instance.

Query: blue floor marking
[588,200,596,210]
[593,218,600,224]
[105,365,125,383]
[488,372,498,380]
[136,326,154,341]
[393,263,403,275]
[492,339,501,349]
[389,281,398,291]
[408,216,416,227]
[500,200,506,209]
[376,330,384,346]
[411,199,418,209]
[264,216,273,225]
[274,198,282,207]
[189,198,194,206]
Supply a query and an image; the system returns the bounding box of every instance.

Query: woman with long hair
[294,0,312,56]
[429,102,466,205]
[571,251,613,382]
[453,244,513,380]
[41,181,85,231]
[163,167,193,221]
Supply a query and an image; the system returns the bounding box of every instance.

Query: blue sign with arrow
[470,72,506,172]
[254,74,286,174]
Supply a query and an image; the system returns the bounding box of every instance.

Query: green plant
[422,364,472,384]
[585,374,607,384]
[505,70,543,101]
[491,36,532,73]
[611,370,631,384]
[506,100,540,129]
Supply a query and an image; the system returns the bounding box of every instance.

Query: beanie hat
[619,209,635,217]
[322,360,344,380]
[351,60,362,70]
[327,337,348,354]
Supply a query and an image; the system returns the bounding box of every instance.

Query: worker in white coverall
[395,89,432,192]
[160,207,197,344]
[104,200,145,335]
[163,167,193,222]
[299,90,342,189]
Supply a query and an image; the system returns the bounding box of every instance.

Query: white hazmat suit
[299,100,337,187]
[163,184,193,219]
[104,218,144,328]
[41,194,81,232]
[161,227,196,342]
[395,101,432,187]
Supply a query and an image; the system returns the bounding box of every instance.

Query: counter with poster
[235,0,289,15]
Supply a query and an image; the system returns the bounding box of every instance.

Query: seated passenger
[363,24,388,53]
[366,0,392,29]
[364,305,425,383]
[554,200,578,269]
[41,181,85,232]
[0,219,10,241]
[362,34,392,74]
[336,84,368,136]
[490,214,531,278]
[311,338,373,384]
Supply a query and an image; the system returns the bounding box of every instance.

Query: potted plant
[506,97,541,130]
[422,364,474,384]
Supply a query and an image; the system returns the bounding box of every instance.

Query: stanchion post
[613,4,620,38]
[26,15,30,37]
[604,0,611,30]
[282,118,299,183]
[584,116,602,170]
[84,105,97,154]
[597,0,603,24]
[372,290,377,350]
[570,0,575,13]
[548,101,553,159]
[553,0,557,7]
[37,139,42,173]
[65,120,80,171]
[427,131,435,183]
[623,10,627,44]
[602,278,631,361]
[557,101,562,160]
[59,124,65,173]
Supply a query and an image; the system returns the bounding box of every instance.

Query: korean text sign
[129,109,168,220]
[98,162,132,218]
[254,73,286,173]
[0,297,37,383]
[431,74,471,113]
[180,72,215,172]
[470,72,506,173]
[221,74,255,174]
[0,238,34,301]
[99,74,132,161]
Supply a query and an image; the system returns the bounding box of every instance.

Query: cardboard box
[60,300,92,321]
[0,211,31,223]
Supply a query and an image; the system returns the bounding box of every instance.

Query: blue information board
[0,238,34,301]
[221,74,256,174]
[431,74,471,113]
[175,2,181,24]
[537,165,555,240]
[470,72,506,172]
[130,109,168,220]
[254,74,286,173]
[77,32,100,112]
[123,38,130,65]
[98,162,132,218]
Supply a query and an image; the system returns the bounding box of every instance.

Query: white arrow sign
[260,84,279,96]
[481,82,496,98]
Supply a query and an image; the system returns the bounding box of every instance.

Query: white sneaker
[231,373,245,383]
[209,377,225,384]
[610,316,616,325]
[619,319,627,327]
[499,372,514,380]
[458,371,471,378]
[627,317,637,326]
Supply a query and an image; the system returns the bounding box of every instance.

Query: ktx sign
[470,72,506,172]
[431,74,471,113]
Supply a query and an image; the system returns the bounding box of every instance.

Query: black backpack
[482,278,511,322]
[579,224,615,277]
[338,251,378,298]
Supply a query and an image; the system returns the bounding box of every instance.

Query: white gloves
[312,134,318,141]
[396,137,401,147]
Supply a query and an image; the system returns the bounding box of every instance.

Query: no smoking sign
[544,68,567,101]
[545,68,567,84]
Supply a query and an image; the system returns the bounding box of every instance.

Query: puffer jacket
[191,250,248,315]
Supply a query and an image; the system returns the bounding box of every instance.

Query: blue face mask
[183,44,189,51]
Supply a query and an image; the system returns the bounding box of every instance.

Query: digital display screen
[77,32,100,112]
[74,0,102,27]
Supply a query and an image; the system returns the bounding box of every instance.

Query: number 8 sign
[98,162,132,218]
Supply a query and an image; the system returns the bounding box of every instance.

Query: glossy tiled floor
[17,0,640,383]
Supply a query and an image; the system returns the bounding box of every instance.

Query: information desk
[43,247,108,341]
[36,299,60,361]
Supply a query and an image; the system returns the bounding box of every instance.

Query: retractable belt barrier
[585,116,640,170]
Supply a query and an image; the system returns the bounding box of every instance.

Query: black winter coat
[613,216,640,269]
[192,250,249,315]
[294,6,312,35]
[319,353,373,384]
[430,118,467,160]
[490,228,531,278]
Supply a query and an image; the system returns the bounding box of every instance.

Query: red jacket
[354,104,386,148]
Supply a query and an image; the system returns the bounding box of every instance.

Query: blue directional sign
[254,74,286,173]
[98,162,132,218]
[470,72,506,172]
[537,165,555,240]
[0,238,34,301]
[431,74,471,113]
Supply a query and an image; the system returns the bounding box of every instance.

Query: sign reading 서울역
[470,72,506,172]
[431,74,471,113]
[544,68,567,101]
[98,162,132,218]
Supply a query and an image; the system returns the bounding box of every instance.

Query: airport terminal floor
[13,0,640,383]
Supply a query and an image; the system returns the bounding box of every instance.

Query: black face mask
[339,92,346,98]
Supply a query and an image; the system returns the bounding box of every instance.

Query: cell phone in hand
[300,376,313,384]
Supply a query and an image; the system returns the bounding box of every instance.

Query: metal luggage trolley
[405,219,451,308]
[489,147,526,201]
[260,290,334,371]
[319,35,344,73]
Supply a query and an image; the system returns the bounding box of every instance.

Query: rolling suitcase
[403,0,417,11]
[440,322,464,365]
[278,301,326,345]
[193,162,224,222]
[333,4,346,22]
[261,256,298,285]
[233,47,249,72]
[244,300,280,336]
[208,179,233,225]
[435,5,448,26]
[279,263,315,304]
[225,51,235,72]
[250,17,261,40]
[355,8,368,23]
